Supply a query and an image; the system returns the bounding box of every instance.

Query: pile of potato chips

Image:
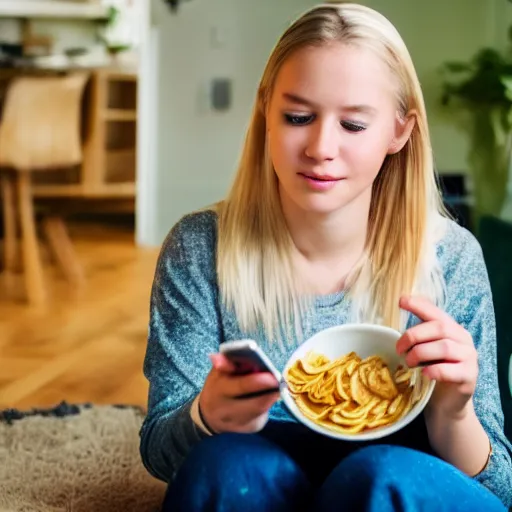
[284,351,423,434]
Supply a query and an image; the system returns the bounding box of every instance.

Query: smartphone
[219,339,284,399]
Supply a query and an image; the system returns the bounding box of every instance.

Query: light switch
[211,78,231,111]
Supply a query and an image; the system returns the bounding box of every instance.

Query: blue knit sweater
[139,209,512,507]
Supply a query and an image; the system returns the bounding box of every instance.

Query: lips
[298,172,342,181]
[298,172,344,191]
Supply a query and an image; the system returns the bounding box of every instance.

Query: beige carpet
[0,403,166,512]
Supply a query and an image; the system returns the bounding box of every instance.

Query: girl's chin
[289,199,348,216]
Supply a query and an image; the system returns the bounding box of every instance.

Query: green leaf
[107,6,120,25]
[501,76,512,100]
[491,108,507,146]
[442,61,472,73]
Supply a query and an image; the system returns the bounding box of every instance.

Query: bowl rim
[280,323,436,441]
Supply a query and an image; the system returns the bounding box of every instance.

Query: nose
[304,119,339,162]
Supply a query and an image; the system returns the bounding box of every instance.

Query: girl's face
[266,42,413,217]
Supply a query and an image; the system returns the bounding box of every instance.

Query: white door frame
[135,0,161,247]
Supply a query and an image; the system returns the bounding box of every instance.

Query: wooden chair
[0,72,89,305]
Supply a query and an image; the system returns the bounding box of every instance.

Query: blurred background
[0,0,510,436]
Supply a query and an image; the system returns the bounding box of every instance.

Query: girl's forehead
[273,44,398,110]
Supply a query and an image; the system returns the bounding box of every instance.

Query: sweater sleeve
[443,226,512,507]
[139,211,222,483]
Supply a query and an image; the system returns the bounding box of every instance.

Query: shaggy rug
[0,402,166,512]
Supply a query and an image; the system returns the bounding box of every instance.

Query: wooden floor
[0,221,160,411]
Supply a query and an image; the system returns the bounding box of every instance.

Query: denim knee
[315,445,506,512]
[163,432,311,512]
[342,444,433,480]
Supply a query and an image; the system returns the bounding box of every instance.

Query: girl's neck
[281,189,371,263]
[280,188,371,295]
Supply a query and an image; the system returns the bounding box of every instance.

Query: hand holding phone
[219,340,284,398]
[198,340,283,434]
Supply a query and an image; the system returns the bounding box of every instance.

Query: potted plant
[440,42,512,225]
[98,5,131,59]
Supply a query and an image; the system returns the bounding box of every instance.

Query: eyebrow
[282,92,376,114]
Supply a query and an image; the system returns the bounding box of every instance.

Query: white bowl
[281,323,435,441]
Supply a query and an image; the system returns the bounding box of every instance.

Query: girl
[140,4,512,511]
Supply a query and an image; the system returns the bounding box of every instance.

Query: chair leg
[17,172,46,305]
[1,173,18,275]
[42,215,85,286]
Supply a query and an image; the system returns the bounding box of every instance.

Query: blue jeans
[163,422,506,512]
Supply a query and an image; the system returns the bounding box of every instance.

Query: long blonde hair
[217,3,447,345]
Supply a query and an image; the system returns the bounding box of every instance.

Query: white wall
[137,0,503,246]
[493,0,512,50]
[137,0,316,245]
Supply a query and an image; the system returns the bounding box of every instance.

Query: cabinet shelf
[0,1,109,20]
[82,70,138,202]
[33,182,136,198]
[104,109,137,122]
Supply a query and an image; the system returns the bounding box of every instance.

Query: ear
[388,110,416,155]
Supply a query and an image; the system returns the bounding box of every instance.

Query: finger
[397,320,462,355]
[233,387,281,400]
[229,392,281,422]
[404,338,470,368]
[209,353,236,373]
[421,362,472,384]
[224,372,280,398]
[399,296,452,323]
[216,392,279,428]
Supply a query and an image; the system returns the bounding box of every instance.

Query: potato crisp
[284,351,423,434]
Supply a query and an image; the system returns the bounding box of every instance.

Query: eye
[341,121,367,133]
[283,113,315,126]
